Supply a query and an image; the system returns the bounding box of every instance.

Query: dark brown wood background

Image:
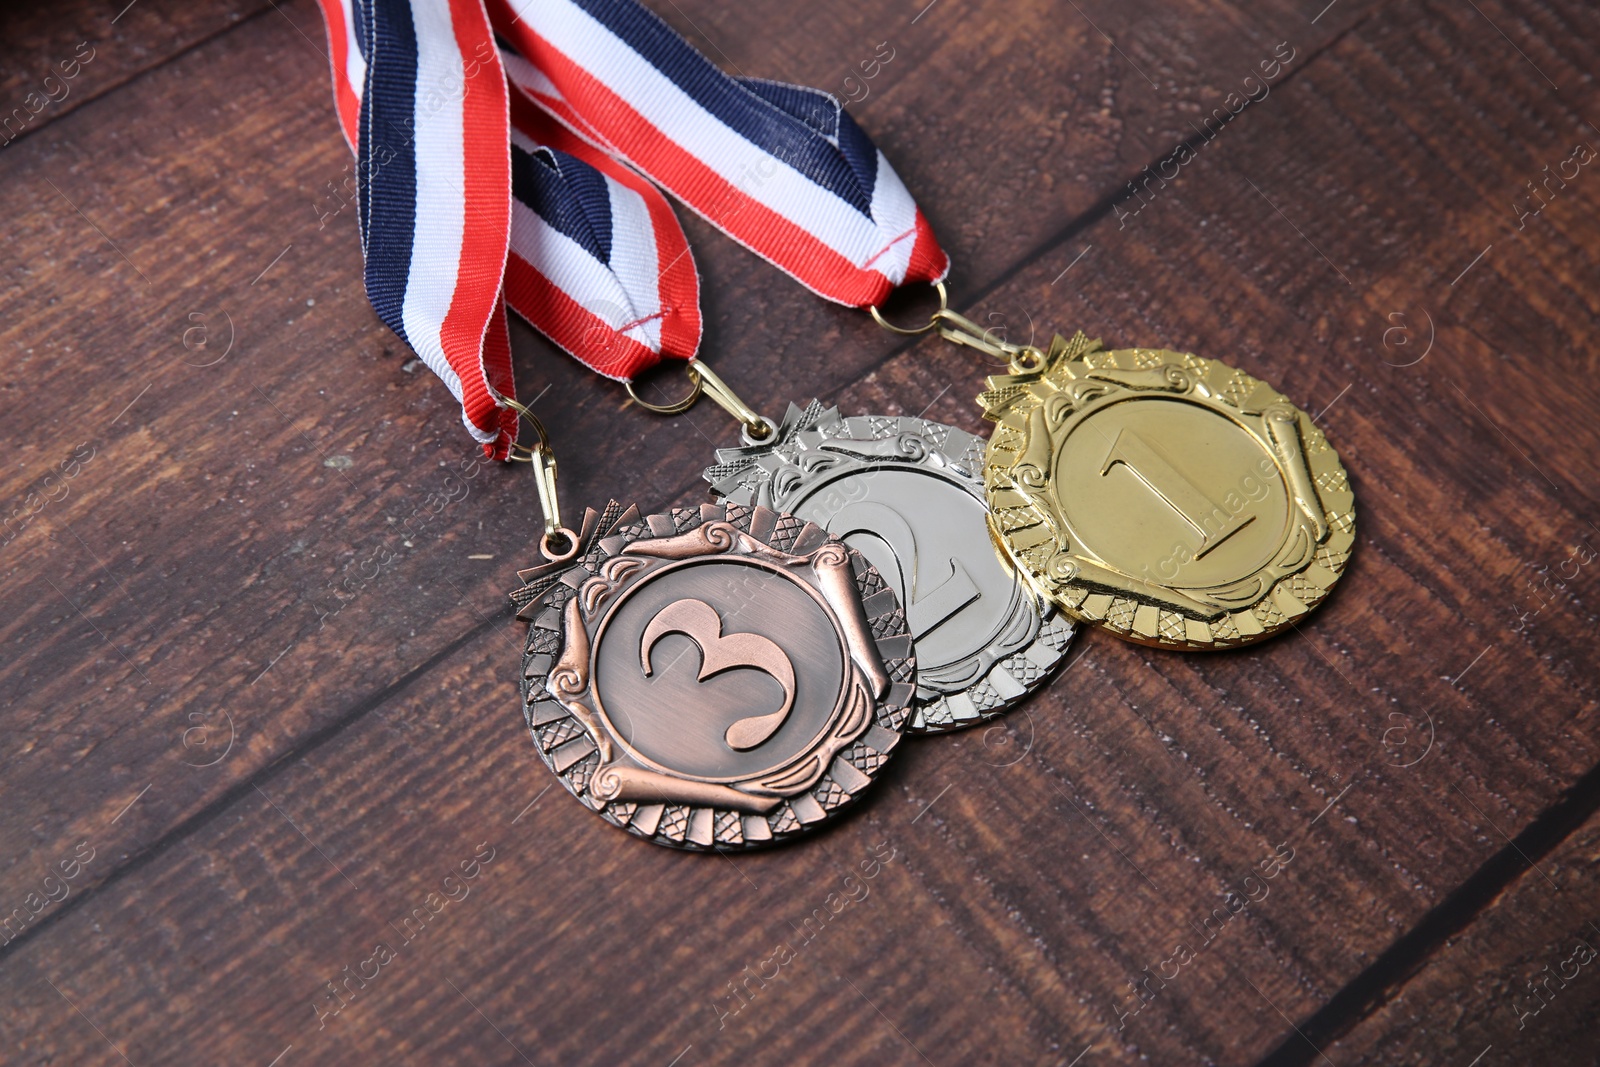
[2,0,1597,1064]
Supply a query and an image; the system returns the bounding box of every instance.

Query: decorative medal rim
[978,333,1356,651]
[511,500,915,851]
[704,400,1076,733]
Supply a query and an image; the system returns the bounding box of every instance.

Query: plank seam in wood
[1252,757,1600,1067]
[0,3,274,153]
[0,0,1393,956]
[905,0,1389,337]
[0,613,500,966]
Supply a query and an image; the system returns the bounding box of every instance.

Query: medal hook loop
[624,362,703,415]
[501,396,577,562]
[623,359,774,442]
[870,280,1046,375]
[690,359,775,443]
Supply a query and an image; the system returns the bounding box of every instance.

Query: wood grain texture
[1,0,1598,1064]
[0,0,1383,921]
[0,0,268,148]
[1325,805,1600,1066]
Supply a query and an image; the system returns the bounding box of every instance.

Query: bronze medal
[509,500,915,849]
[977,332,1355,649]
[705,401,1075,732]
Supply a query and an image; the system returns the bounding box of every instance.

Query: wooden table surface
[2,1,1598,1064]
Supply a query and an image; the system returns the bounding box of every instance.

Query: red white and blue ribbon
[315,0,948,458]
[317,0,521,455]
[505,91,702,382]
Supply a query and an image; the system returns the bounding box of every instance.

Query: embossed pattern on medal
[510,501,915,849]
[706,401,1075,733]
[978,333,1355,650]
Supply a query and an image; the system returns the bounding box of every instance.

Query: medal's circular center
[789,466,1021,670]
[1054,398,1292,588]
[592,558,847,782]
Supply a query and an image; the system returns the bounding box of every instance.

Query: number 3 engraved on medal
[1099,428,1254,559]
[828,501,979,636]
[640,599,797,751]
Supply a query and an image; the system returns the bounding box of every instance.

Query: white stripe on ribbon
[865,151,916,283]
[509,197,653,350]
[603,170,664,352]
[397,0,482,439]
[509,127,666,353]
[341,0,367,103]
[510,0,912,277]
[500,50,564,115]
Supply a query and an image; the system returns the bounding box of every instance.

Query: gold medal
[977,332,1354,649]
[872,286,1355,650]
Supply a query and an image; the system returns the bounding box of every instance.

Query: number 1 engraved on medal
[640,597,796,751]
[1099,427,1254,559]
[827,500,980,636]
[980,334,1355,649]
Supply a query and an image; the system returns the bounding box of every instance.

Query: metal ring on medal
[509,501,915,850]
[705,402,1075,733]
[978,333,1357,650]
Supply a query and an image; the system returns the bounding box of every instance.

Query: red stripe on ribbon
[503,251,663,380]
[438,0,516,458]
[493,13,911,308]
[507,90,701,374]
[315,0,362,149]
[480,299,519,453]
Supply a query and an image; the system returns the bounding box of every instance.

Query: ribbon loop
[505,88,702,383]
[315,0,948,456]
[491,0,949,307]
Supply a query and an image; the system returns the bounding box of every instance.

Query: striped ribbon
[315,0,948,458]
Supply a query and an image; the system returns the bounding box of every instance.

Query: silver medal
[705,402,1074,733]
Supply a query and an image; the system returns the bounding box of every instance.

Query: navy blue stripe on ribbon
[356,0,375,250]
[511,142,614,266]
[359,0,421,347]
[351,0,370,64]
[568,0,876,217]
[736,77,880,206]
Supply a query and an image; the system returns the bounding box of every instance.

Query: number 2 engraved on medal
[827,501,980,635]
[1099,428,1255,559]
[639,598,797,751]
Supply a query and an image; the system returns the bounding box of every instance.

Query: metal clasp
[870,280,1046,375]
[624,359,774,442]
[690,360,774,442]
[502,396,576,561]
